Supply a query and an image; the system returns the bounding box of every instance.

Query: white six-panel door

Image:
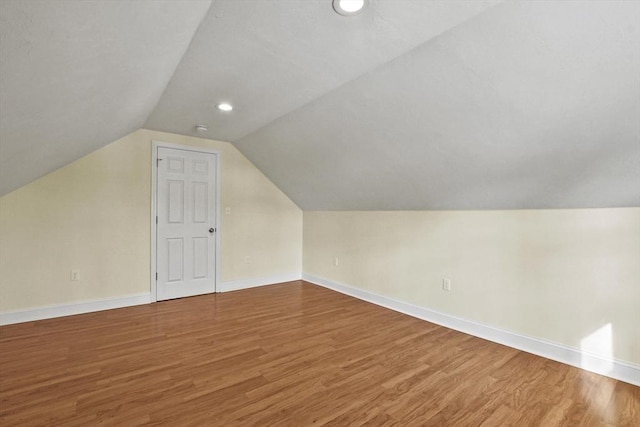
[156,147,217,301]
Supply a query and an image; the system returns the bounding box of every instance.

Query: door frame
[150,140,221,302]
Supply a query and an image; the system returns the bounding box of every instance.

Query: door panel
[157,147,217,301]
[167,180,184,223]
[193,237,208,279]
[192,182,208,223]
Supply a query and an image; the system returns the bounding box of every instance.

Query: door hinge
[157,158,163,165]
[156,216,158,224]
[156,272,158,281]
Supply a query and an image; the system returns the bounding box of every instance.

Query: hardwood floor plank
[1,281,637,426]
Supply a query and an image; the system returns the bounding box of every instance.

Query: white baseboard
[0,272,303,325]
[302,273,640,387]
[218,272,302,293]
[0,293,152,326]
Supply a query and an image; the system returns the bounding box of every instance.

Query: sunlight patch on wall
[580,323,613,374]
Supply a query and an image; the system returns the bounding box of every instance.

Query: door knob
[209,228,215,233]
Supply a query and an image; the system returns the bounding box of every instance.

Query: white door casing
[154,145,218,301]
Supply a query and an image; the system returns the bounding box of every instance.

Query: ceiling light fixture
[217,103,233,112]
[195,124,208,132]
[333,0,367,16]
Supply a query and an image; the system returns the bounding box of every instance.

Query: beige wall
[303,209,640,365]
[0,129,302,312]
[2,128,637,366]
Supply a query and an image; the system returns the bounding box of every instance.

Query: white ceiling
[0,0,212,195]
[1,0,639,209]
[145,0,500,141]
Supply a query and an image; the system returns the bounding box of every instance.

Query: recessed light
[333,0,367,16]
[195,124,208,132]
[217,103,233,112]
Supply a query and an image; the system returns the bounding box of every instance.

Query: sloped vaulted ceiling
[0,0,212,195]
[1,0,639,209]
[233,0,640,210]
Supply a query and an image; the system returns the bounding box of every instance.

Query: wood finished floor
[0,281,638,426]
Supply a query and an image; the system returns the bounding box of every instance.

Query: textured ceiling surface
[0,0,212,195]
[236,0,640,209]
[1,0,639,209]
[145,0,500,141]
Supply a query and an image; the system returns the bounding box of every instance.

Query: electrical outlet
[225,207,231,215]
[71,270,80,281]
[442,278,451,291]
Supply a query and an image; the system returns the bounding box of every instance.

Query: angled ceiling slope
[145,0,501,142]
[148,0,639,210]
[234,0,640,210]
[0,0,212,196]
[2,0,639,210]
